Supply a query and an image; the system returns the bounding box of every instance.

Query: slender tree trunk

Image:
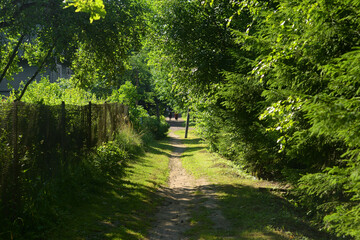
[15,46,53,102]
[185,107,190,138]
[0,34,25,85]
[88,101,92,148]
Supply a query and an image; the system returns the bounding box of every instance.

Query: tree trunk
[0,34,25,85]
[185,107,190,138]
[15,46,53,101]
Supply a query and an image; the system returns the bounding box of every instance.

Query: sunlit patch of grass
[174,130,339,240]
[47,138,172,240]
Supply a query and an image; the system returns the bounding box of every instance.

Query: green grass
[46,137,172,240]
[174,129,340,240]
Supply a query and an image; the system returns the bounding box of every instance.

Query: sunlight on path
[147,118,230,240]
[147,118,194,239]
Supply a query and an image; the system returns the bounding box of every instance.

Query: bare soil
[147,119,230,240]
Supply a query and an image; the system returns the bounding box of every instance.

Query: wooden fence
[0,101,128,218]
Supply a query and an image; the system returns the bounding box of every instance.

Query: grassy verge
[175,129,340,240]
[46,137,172,240]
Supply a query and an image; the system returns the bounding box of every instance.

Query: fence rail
[0,101,128,218]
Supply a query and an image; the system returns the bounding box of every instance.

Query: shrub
[7,77,102,105]
[113,126,144,156]
[141,115,170,140]
[94,126,144,175]
[94,141,129,176]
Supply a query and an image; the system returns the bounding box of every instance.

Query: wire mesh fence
[0,101,128,218]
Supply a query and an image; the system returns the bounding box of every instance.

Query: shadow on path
[148,122,342,240]
[167,118,185,128]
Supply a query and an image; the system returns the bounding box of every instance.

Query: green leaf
[64,0,106,23]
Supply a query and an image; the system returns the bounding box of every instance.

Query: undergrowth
[0,125,165,239]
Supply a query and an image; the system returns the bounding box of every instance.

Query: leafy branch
[64,0,106,23]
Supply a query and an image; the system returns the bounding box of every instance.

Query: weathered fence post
[104,102,107,142]
[88,101,92,148]
[61,101,66,167]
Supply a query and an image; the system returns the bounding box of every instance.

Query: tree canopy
[0,0,146,99]
[146,0,360,238]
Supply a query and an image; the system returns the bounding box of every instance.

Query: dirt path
[147,119,230,240]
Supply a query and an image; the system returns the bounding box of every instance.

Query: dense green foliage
[64,0,106,23]
[0,0,146,99]
[147,0,360,238]
[5,77,101,104]
[107,80,169,140]
[2,0,360,238]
